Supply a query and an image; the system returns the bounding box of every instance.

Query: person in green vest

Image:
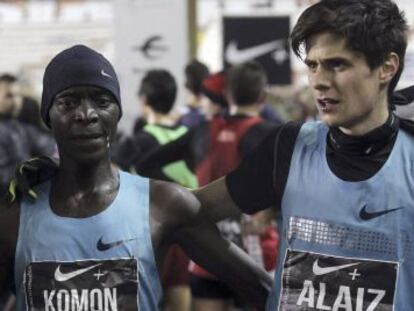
[115,69,197,190]
[113,69,196,311]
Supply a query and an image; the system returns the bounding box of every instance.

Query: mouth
[71,133,104,140]
[317,98,339,112]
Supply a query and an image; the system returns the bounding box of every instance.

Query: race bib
[24,258,138,311]
[278,250,398,310]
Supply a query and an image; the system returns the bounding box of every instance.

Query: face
[200,94,222,120]
[0,82,22,115]
[139,94,150,120]
[49,86,120,163]
[305,32,389,135]
[185,89,198,107]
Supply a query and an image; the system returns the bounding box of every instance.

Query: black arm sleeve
[225,121,303,214]
[239,121,279,157]
[137,122,210,175]
[137,131,193,176]
[113,132,159,171]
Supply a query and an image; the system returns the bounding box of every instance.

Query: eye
[328,59,347,71]
[55,96,78,109]
[305,60,318,72]
[96,95,115,108]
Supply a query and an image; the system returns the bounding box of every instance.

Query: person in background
[0,73,55,197]
[259,102,284,124]
[135,71,229,184]
[15,96,46,130]
[190,62,279,311]
[131,63,279,310]
[199,71,229,120]
[178,60,210,129]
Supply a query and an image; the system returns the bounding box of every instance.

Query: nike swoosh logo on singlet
[359,205,403,220]
[312,259,360,276]
[97,236,136,251]
[54,263,102,282]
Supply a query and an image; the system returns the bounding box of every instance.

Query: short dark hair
[0,73,17,84]
[226,61,267,106]
[139,69,177,114]
[185,60,209,96]
[291,0,408,94]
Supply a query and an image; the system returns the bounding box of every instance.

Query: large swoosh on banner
[225,39,285,64]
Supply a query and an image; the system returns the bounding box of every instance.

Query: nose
[74,99,98,123]
[309,66,332,92]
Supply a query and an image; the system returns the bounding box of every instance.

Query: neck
[230,103,261,117]
[50,158,119,218]
[187,96,201,108]
[339,96,390,136]
[329,113,398,156]
[55,156,117,193]
[146,111,175,126]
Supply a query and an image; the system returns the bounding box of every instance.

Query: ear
[139,95,148,108]
[379,52,400,85]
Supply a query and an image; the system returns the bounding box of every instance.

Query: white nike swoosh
[101,69,113,79]
[365,145,373,154]
[312,259,360,276]
[225,39,285,64]
[55,263,102,282]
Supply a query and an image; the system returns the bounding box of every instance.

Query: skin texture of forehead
[0,81,19,95]
[305,32,370,67]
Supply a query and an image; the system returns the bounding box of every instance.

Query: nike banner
[223,16,291,85]
[278,249,398,310]
[24,259,138,311]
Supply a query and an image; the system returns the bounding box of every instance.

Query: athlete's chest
[18,207,149,311]
[272,125,414,310]
[49,188,118,218]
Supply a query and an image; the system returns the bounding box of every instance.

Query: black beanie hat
[41,44,122,127]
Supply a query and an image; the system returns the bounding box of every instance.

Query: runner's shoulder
[149,179,200,228]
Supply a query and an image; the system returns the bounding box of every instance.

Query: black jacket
[0,117,55,195]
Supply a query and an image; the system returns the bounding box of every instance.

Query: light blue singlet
[15,171,162,311]
[267,122,414,311]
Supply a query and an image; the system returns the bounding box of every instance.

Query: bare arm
[175,215,272,309]
[151,181,272,310]
[192,176,241,222]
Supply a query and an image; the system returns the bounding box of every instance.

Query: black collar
[328,114,399,156]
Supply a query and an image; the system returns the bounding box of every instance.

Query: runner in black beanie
[41,44,122,127]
